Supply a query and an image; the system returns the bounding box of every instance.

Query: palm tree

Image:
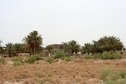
[97,36,123,52]
[24,31,42,55]
[82,43,94,54]
[46,45,54,52]
[67,40,80,55]
[13,43,25,55]
[5,43,14,57]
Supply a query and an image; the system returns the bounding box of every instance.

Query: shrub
[100,68,112,80]
[53,51,72,62]
[100,68,126,84]
[12,57,23,63]
[84,53,101,59]
[54,51,69,59]
[45,57,54,64]
[62,56,72,62]
[0,57,5,64]
[12,57,24,66]
[101,51,121,60]
[13,61,22,66]
[26,55,43,64]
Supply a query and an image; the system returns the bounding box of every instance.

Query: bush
[100,68,126,84]
[12,57,23,63]
[26,55,43,64]
[84,51,121,60]
[100,68,112,80]
[53,51,72,62]
[12,57,24,66]
[45,57,54,64]
[54,51,69,59]
[84,53,101,59]
[62,56,72,62]
[0,57,5,64]
[101,51,121,60]
[13,61,22,66]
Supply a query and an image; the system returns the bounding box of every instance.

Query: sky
[0,0,126,47]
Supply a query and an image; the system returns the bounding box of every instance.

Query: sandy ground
[0,58,126,84]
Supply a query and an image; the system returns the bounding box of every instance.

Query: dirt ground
[0,58,126,84]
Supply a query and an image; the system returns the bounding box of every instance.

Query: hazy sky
[0,0,126,47]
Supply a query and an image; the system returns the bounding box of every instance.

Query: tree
[97,36,123,52]
[63,40,80,55]
[62,42,69,53]
[24,31,42,55]
[46,44,63,52]
[0,40,4,56]
[5,43,15,57]
[13,43,26,55]
[46,45,54,52]
[82,36,124,54]
[82,43,94,54]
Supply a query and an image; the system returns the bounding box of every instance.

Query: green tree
[46,45,54,52]
[82,43,94,54]
[63,40,80,55]
[5,43,15,57]
[13,43,26,55]
[82,36,123,54]
[24,31,42,55]
[62,42,69,53]
[97,36,123,52]
[0,41,4,56]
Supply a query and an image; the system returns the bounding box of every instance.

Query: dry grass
[0,58,126,84]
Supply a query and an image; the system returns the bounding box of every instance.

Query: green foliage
[46,45,54,51]
[45,57,54,64]
[82,36,123,54]
[82,43,95,54]
[62,40,80,55]
[62,56,72,62]
[5,43,28,57]
[12,57,24,66]
[5,43,15,57]
[84,51,121,60]
[84,53,101,59]
[101,51,121,60]
[100,68,126,84]
[0,57,5,64]
[100,68,113,80]
[12,57,24,63]
[13,61,22,66]
[26,55,43,64]
[13,43,26,55]
[0,47,4,55]
[24,30,42,55]
[53,51,73,62]
[54,51,69,59]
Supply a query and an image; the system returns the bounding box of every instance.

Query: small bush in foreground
[45,57,54,64]
[84,51,121,60]
[0,57,5,64]
[53,51,72,62]
[101,51,121,60]
[26,55,43,64]
[62,56,72,62]
[12,57,24,66]
[84,53,101,59]
[100,68,126,84]
[54,51,69,59]
[13,61,22,66]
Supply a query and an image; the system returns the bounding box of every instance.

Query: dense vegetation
[82,36,123,54]
[0,30,125,60]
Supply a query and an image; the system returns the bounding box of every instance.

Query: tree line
[0,30,125,57]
